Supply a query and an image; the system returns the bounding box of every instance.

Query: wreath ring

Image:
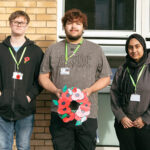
[53,85,91,126]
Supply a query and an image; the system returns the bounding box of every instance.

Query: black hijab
[125,33,147,68]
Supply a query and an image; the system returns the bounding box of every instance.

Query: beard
[66,34,82,41]
[65,29,84,41]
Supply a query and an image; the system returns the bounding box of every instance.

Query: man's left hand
[82,88,92,96]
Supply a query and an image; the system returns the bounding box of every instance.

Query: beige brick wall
[0,0,57,150]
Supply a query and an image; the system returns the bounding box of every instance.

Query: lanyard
[126,64,146,92]
[65,39,83,64]
[9,47,27,70]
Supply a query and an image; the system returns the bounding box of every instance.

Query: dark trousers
[49,112,97,150]
[114,121,150,150]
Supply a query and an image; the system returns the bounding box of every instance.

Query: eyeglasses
[11,21,27,27]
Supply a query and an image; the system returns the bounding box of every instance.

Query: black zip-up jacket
[0,36,43,121]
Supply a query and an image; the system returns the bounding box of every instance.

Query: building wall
[0,0,57,149]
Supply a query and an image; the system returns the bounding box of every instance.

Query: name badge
[60,67,70,75]
[130,94,140,102]
[12,72,23,80]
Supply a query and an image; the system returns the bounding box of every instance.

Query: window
[142,0,150,42]
[57,0,143,41]
[57,0,150,54]
[98,56,125,146]
[65,0,136,31]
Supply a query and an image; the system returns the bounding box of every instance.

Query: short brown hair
[62,9,88,28]
[9,10,30,24]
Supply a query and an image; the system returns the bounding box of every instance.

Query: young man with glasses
[39,9,111,150]
[0,10,43,150]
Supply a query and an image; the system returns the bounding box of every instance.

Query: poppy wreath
[52,85,91,126]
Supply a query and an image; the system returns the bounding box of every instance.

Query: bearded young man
[39,9,111,150]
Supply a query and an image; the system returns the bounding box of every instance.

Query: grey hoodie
[111,52,150,125]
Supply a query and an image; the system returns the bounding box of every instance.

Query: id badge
[12,72,23,80]
[130,94,140,102]
[60,67,70,75]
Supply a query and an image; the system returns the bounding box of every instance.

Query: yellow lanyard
[126,64,146,92]
[9,47,27,70]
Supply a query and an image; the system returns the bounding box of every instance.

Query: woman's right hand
[0,91,1,96]
[121,116,134,128]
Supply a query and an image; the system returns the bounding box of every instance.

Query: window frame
[57,0,142,45]
[142,0,150,37]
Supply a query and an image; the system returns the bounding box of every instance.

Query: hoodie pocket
[0,89,12,108]
[14,89,29,111]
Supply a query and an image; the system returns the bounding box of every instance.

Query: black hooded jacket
[0,36,43,121]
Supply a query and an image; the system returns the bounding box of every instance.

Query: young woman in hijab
[111,33,150,150]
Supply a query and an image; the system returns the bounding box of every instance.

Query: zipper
[10,51,17,121]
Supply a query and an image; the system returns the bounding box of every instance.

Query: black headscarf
[125,33,147,68]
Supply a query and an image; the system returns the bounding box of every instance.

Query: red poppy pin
[16,74,21,79]
[24,57,30,63]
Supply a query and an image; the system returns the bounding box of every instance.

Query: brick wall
[0,0,57,149]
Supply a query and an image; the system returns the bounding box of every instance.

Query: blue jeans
[0,115,34,150]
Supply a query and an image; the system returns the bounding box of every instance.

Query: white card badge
[60,67,70,75]
[12,72,23,80]
[130,94,140,102]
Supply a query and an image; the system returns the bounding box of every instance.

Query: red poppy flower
[16,75,20,79]
[80,101,91,111]
[57,106,71,115]
[24,57,30,63]
[61,91,72,102]
[72,87,77,93]
[63,112,75,122]
[58,97,70,108]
